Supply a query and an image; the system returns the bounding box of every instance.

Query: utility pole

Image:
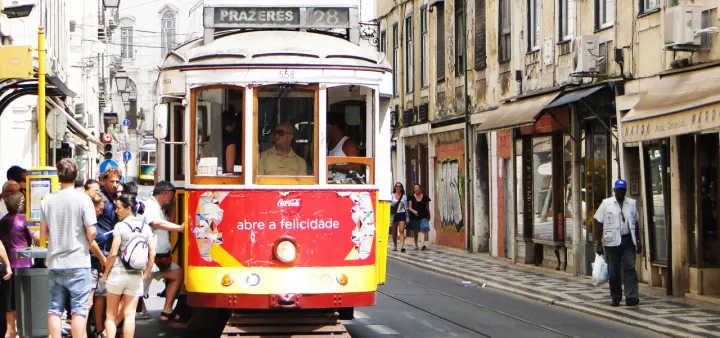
[38,26,46,167]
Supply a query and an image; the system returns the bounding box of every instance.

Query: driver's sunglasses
[274,130,291,136]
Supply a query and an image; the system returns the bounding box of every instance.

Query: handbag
[390,202,399,214]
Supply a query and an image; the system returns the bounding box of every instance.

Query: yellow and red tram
[152,1,393,330]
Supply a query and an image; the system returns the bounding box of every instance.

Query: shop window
[697,134,719,267]
[564,135,574,243]
[644,143,670,264]
[327,86,375,185]
[256,85,317,185]
[515,139,525,238]
[192,87,244,184]
[532,136,553,241]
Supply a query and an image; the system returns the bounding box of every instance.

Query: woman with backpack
[100,194,155,338]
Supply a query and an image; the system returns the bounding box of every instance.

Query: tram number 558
[278,70,295,80]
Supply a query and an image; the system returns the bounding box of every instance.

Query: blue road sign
[122,119,131,127]
[123,151,132,161]
[99,159,119,175]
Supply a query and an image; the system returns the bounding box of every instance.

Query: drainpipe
[463,0,473,253]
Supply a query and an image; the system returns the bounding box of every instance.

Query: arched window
[161,11,176,57]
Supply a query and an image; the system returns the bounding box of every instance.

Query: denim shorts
[418,219,431,232]
[48,268,92,317]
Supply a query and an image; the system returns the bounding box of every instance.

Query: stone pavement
[388,245,720,338]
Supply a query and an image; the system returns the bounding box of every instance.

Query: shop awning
[545,84,605,109]
[45,97,103,148]
[476,92,560,132]
[621,65,720,143]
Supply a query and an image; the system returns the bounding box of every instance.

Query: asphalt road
[132,258,666,337]
[343,260,666,337]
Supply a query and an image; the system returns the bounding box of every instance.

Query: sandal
[401,248,406,253]
[160,311,172,321]
[393,248,397,251]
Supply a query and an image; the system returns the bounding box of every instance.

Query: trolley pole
[38,27,47,167]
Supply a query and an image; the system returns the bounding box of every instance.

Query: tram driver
[258,122,308,176]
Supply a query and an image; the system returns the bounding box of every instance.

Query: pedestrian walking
[0,191,40,337]
[390,183,408,252]
[408,183,431,251]
[100,193,154,338]
[594,179,642,307]
[39,159,98,338]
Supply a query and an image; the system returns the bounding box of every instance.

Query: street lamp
[129,91,137,101]
[102,0,121,9]
[121,91,130,103]
[114,68,129,92]
[1,4,34,18]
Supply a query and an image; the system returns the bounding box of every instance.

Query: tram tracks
[378,273,577,338]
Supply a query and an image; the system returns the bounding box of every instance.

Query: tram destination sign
[207,6,352,29]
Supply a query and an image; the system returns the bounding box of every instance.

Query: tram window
[327,85,375,185]
[256,86,316,184]
[172,104,185,181]
[193,88,244,178]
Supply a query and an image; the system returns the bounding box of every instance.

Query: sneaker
[610,301,620,307]
[136,312,150,320]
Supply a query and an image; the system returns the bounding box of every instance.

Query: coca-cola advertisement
[187,190,377,267]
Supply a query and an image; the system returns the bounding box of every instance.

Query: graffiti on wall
[437,159,464,233]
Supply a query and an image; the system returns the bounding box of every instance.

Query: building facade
[0,0,104,184]
[378,0,720,298]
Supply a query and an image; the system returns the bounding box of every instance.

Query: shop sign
[623,104,720,143]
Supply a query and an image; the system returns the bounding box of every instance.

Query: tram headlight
[221,274,234,287]
[273,236,299,264]
[336,274,349,286]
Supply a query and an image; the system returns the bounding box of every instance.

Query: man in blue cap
[594,179,642,307]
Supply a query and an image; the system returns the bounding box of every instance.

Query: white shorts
[105,272,144,297]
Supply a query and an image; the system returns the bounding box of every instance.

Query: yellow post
[37,27,46,167]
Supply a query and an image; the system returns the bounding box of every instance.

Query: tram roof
[160,30,391,73]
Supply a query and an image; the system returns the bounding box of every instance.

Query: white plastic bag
[592,254,609,287]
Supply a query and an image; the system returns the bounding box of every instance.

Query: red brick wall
[496,130,512,258]
[433,141,466,249]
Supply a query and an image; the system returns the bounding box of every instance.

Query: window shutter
[474,0,487,69]
[436,6,446,80]
[418,103,429,123]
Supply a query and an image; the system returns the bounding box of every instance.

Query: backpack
[120,221,149,270]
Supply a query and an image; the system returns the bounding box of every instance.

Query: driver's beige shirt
[258,147,307,176]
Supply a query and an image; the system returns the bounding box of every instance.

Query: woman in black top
[408,183,431,250]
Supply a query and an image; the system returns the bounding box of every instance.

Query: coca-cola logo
[277,198,301,207]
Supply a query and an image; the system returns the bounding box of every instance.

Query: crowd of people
[0,161,187,338]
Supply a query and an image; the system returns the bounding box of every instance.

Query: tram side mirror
[154,104,169,140]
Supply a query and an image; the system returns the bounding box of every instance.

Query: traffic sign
[99,159,119,175]
[123,151,132,162]
[103,134,113,143]
[122,119,131,127]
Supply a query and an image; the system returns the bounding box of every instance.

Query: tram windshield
[140,151,156,165]
[194,87,244,177]
[256,85,316,184]
[327,85,374,185]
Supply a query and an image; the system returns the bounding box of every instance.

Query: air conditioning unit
[570,35,600,76]
[664,5,702,47]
